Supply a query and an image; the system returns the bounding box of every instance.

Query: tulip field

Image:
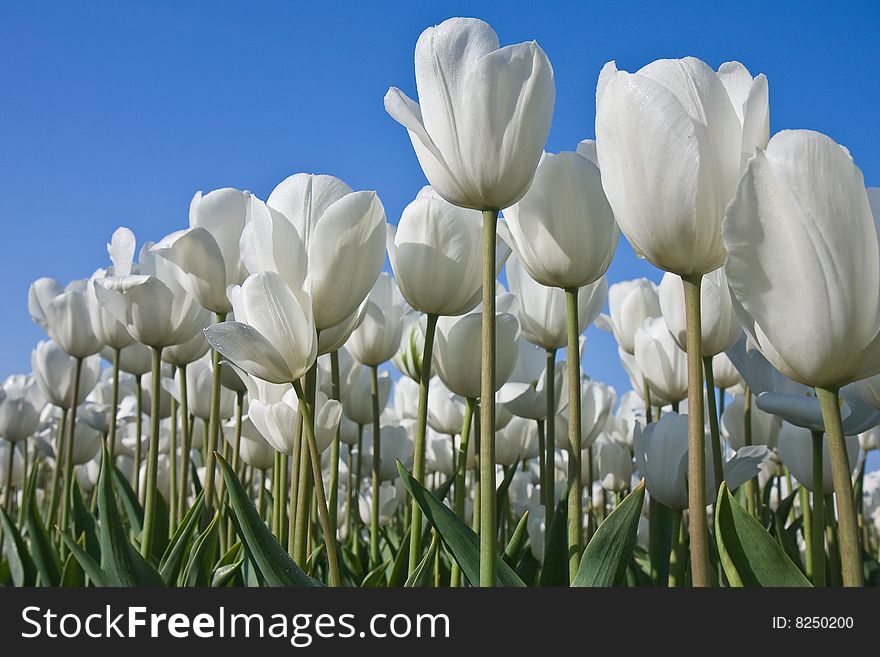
[2,16,880,591]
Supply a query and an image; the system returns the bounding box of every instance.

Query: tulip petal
[308,191,386,329]
[204,321,294,385]
[154,227,229,313]
[267,173,352,246]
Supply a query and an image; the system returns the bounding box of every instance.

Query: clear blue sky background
[2,1,879,466]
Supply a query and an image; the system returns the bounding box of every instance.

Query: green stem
[370,364,382,567]
[202,311,227,519]
[825,494,841,587]
[272,450,282,539]
[564,288,582,582]
[290,412,304,558]
[107,347,120,457]
[176,365,191,524]
[59,357,83,543]
[168,396,178,536]
[227,389,245,547]
[292,379,341,587]
[479,208,499,587]
[3,441,14,513]
[545,348,556,536]
[681,273,710,587]
[704,356,724,489]
[409,313,438,574]
[133,374,142,497]
[451,397,476,587]
[801,484,813,581]
[141,347,163,558]
[815,386,864,586]
[257,468,267,521]
[669,508,685,587]
[47,407,68,527]
[328,351,342,538]
[643,377,653,424]
[743,387,759,516]
[810,430,826,587]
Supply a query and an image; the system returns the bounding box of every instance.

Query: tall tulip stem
[108,347,121,457]
[328,351,342,535]
[369,364,382,567]
[810,430,826,587]
[133,374,142,496]
[168,396,178,535]
[479,208,499,587]
[451,396,476,587]
[3,441,14,513]
[47,407,67,527]
[815,386,864,586]
[176,364,191,524]
[703,356,724,489]
[409,312,438,574]
[59,357,83,540]
[141,346,163,558]
[202,311,227,519]
[292,380,341,587]
[564,287,582,582]
[681,273,710,587]
[544,348,556,535]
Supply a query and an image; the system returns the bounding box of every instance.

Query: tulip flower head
[385,17,555,211]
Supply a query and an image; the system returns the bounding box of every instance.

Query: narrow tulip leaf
[361,560,390,587]
[386,527,411,587]
[59,534,113,587]
[647,497,674,587]
[539,487,569,587]
[149,491,170,562]
[715,482,811,587]
[181,511,220,587]
[24,481,61,587]
[495,461,519,530]
[70,482,100,562]
[217,453,323,587]
[396,461,526,587]
[60,550,84,587]
[158,492,204,585]
[503,510,529,567]
[404,533,439,587]
[112,465,144,536]
[97,444,164,586]
[573,480,646,587]
[190,460,203,497]
[0,507,36,586]
[307,543,325,577]
[212,559,244,587]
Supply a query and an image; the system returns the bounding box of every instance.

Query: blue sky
[2,1,879,465]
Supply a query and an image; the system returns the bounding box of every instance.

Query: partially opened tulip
[597,440,633,492]
[31,341,100,409]
[265,173,386,331]
[386,16,555,585]
[503,148,618,577]
[597,57,769,585]
[634,318,688,407]
[153,188,251,315]
[724,131,880,585]
[97,233,211,556]
[598,278,661,355]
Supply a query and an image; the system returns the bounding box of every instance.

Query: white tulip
[385,17,555,211]
[659,269,742,356]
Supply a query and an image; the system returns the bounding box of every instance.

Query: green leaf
[96,443,164,586]
[714,482,811,587]
[573,480,646,587]
[212,559,243,587]
[503,510,529,567]
[181,512,220,587]
[0,507,36,586]
[494,462,519,529]
[59,534,113,587]
[361,560,390,587]
[158,491,204,584]
[539,487,569,587]
[217,453,323,587]
[24,480,61,587]
[647,497,674,587]
[386,527,411,587]
[70,482,100,562]
[60,551,84,587]
[404,533,439,587]
[396,461,525,587]
[112,465,144,536]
